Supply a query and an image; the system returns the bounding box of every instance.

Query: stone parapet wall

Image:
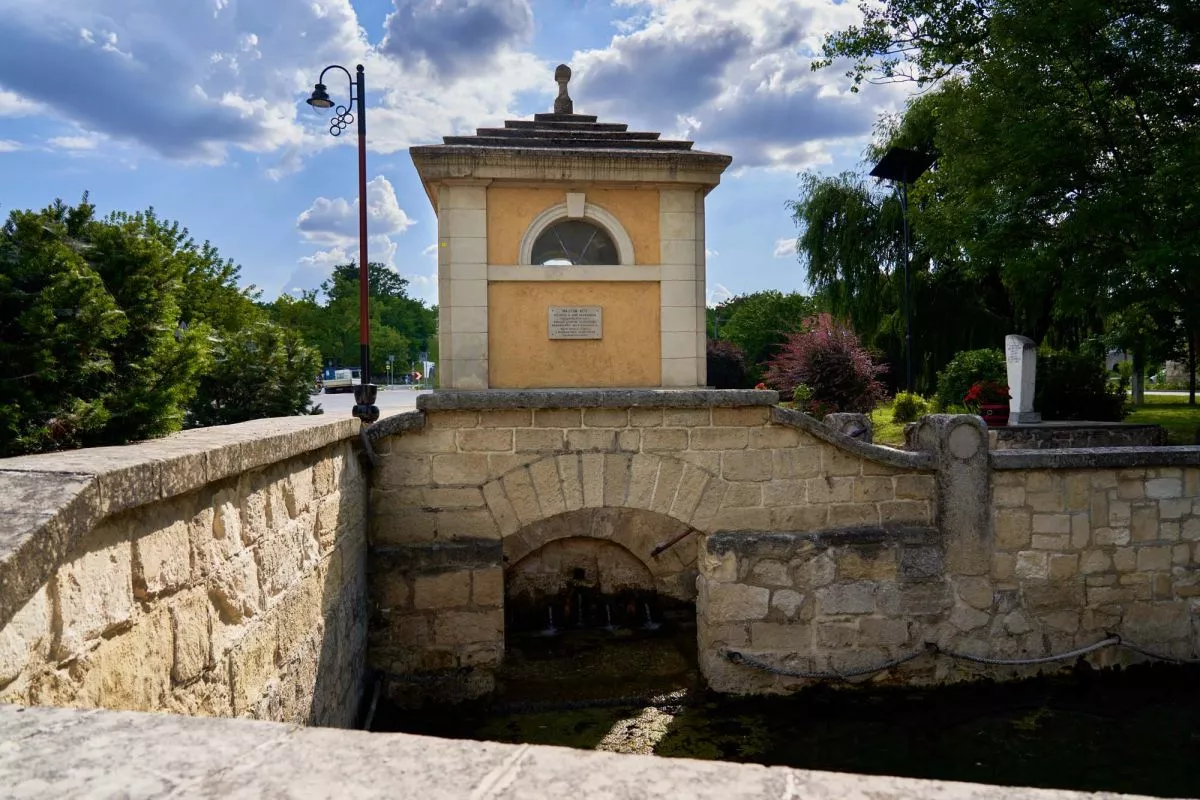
[3,703,1135,800]
[0,416,368,727]
[700,418,1200,695]
[368,390,937,703]
[989,423,1167,450]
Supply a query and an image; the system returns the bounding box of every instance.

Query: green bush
[891,391,931,423]
[1036,350,1129,421]
[934,349,1007,409]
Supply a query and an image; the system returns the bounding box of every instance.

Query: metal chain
[723,635,1200,680]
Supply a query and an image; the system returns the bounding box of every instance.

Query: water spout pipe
[650,527,696,558]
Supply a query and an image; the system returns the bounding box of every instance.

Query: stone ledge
[370,540,503,573]
[770,407,935,471]
[417,389,780,411]
[0,704,1143,799]
[706,526,939,558]
[367,411,426,441]
[0,414,361,630]
[991,446,1200,470]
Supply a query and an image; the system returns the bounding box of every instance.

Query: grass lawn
[870,403,909,446]
[868,395,1200,447]
[1127,395,1200,445]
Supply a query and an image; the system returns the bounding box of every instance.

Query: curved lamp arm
[311,64,359,137]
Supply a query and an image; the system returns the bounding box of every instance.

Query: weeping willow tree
[787,165,1010,394]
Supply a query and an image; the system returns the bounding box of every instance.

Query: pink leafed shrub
[763,313,886,414]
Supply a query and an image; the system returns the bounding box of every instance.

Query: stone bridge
[3,388,1200,719]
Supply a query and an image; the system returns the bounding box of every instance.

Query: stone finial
[553,63,573,114]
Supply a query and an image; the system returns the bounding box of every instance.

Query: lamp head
[306,83,334,109]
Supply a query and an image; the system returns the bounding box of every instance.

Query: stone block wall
[366,391,937,703]
[700,421,1200,695]
[0,417,368,727]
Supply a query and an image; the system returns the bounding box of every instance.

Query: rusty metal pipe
[650,527,696,558]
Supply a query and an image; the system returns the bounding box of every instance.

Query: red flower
[964,380,1010,408]
[754,382,768,390]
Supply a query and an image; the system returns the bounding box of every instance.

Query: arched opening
[530,219,620,266]
[499,508,699,704]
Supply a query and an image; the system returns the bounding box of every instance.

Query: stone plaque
[549,306,602,340]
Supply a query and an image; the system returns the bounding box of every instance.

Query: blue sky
[0,0,909,308]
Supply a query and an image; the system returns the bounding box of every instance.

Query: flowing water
[377,622,1200,798]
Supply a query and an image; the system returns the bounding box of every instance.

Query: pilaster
[659,188,703,387]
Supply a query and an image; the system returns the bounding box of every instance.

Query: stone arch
[481,451,727,552]
[517,202,636,266]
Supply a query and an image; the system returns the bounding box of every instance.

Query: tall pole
[356,64,370,388]
[898,177,914,394]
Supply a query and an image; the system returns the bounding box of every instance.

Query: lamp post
[869,146,936,394]
[306,64,378,424]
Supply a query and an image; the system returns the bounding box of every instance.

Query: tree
[815,0,1200,402]
[188,321,322,428]
[708,291,817,380]
[0,194,322,457]
[271,261,436,378]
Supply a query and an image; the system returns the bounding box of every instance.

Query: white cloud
[708,282,733,306]
[296,175,415,246]
[773,237,797,259]
[0,140,22,152]
[48,134,101,151]
[422,243,438,257]
[705,248,718,258]
[0,0,365,163]
[570,0,906,170]
[0,90,39,117]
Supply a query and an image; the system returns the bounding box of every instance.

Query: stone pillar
[659,188,703,387]
[912,415,991,576]
[694,191,709,387]
[437,181,490,389]
[1005,335,1040,424]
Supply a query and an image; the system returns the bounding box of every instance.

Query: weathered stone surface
[816,583,875,615]
[704,583,770,622]
[52,535,135,660]
[170,590,213,685]
[413,572,472,609]
[771,589,804,618]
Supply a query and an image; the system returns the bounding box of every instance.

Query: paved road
[310,387,430,418]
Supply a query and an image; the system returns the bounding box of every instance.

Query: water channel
[376,618,1200,798]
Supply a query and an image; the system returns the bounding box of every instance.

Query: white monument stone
[1005,334,1040,424]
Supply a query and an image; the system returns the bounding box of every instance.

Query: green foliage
[1037,350,1129,422]
[708,291,817,379]
[706,339,749,389]
[935,349,1007,409]
[891,391,931,423]
[269,262,436,377]
[0,194,322,457]
[188,322,323,428]
[806,0,1200,393]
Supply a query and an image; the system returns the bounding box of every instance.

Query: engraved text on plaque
[548,306,602,340]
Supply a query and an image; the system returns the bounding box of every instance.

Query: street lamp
[306,64,378,424]
[869,146,936,394]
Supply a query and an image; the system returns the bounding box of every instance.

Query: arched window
[530,220,619,266]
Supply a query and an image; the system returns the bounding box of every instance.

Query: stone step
[440,135,694,150]
[505,120,629,132]
[533,112,599,123]
[474,128,662,141]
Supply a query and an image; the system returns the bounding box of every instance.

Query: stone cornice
[410,146,732,199]
[415,389,779,411]
[991,446,1200,470]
